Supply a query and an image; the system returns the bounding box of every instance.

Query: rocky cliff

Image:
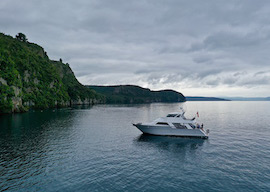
[0,33,104,113]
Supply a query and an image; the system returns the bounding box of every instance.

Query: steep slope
[0,33,104,113]
[87,85,186,103]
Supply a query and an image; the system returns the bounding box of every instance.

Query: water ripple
[0,102,270,191]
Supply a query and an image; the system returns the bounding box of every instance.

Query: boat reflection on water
[135,134,206,153]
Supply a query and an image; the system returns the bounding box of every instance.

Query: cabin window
[172,123,187,129]
[188,123,196,129]
[167,114,177,117]
[156,122,169,125]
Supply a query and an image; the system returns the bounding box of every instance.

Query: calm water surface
[0,102,270,191]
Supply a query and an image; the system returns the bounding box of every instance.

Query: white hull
[134,124,208,138]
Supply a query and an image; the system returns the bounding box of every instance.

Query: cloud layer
[1,0,270,96]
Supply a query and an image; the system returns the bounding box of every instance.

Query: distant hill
[186,96,230,101]
[87,85,186,104]
[0,32,104,113]
[221,97,270,101]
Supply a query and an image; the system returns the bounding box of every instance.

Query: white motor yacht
[133,108,209,138]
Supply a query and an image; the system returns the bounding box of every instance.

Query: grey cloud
[254,70,270,76]
[192,55,212,64]
[203,71,270,87]
[135,69,158,74]
[1,0,270,96]
[205,31,269,50]
[205,79,221,86]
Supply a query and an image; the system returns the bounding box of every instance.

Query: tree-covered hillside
[87,85,186,104]
[0,32,104,113]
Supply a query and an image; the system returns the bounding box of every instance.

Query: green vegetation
[52,61,104,103]
[15,33,28,42]
[0,32,104,113]
[87,85,186,104]
[0,84,14,113]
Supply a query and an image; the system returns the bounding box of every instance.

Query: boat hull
[134,124,208,138]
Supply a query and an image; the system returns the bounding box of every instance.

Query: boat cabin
[152,111,196,129]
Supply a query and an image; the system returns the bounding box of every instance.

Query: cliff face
[0,33,104,113]
[88,85,186,104]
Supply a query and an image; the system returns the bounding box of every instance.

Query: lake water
[0,101,270,192]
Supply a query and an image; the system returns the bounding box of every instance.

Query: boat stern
[200,128,210,138]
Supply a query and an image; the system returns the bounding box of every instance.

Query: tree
[60,58,63,63]
[16,33,28,42]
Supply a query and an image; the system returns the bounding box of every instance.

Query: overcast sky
[1,0,270,97]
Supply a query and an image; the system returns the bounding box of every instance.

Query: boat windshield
[156,122,169,125]
[167,114,177,117]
